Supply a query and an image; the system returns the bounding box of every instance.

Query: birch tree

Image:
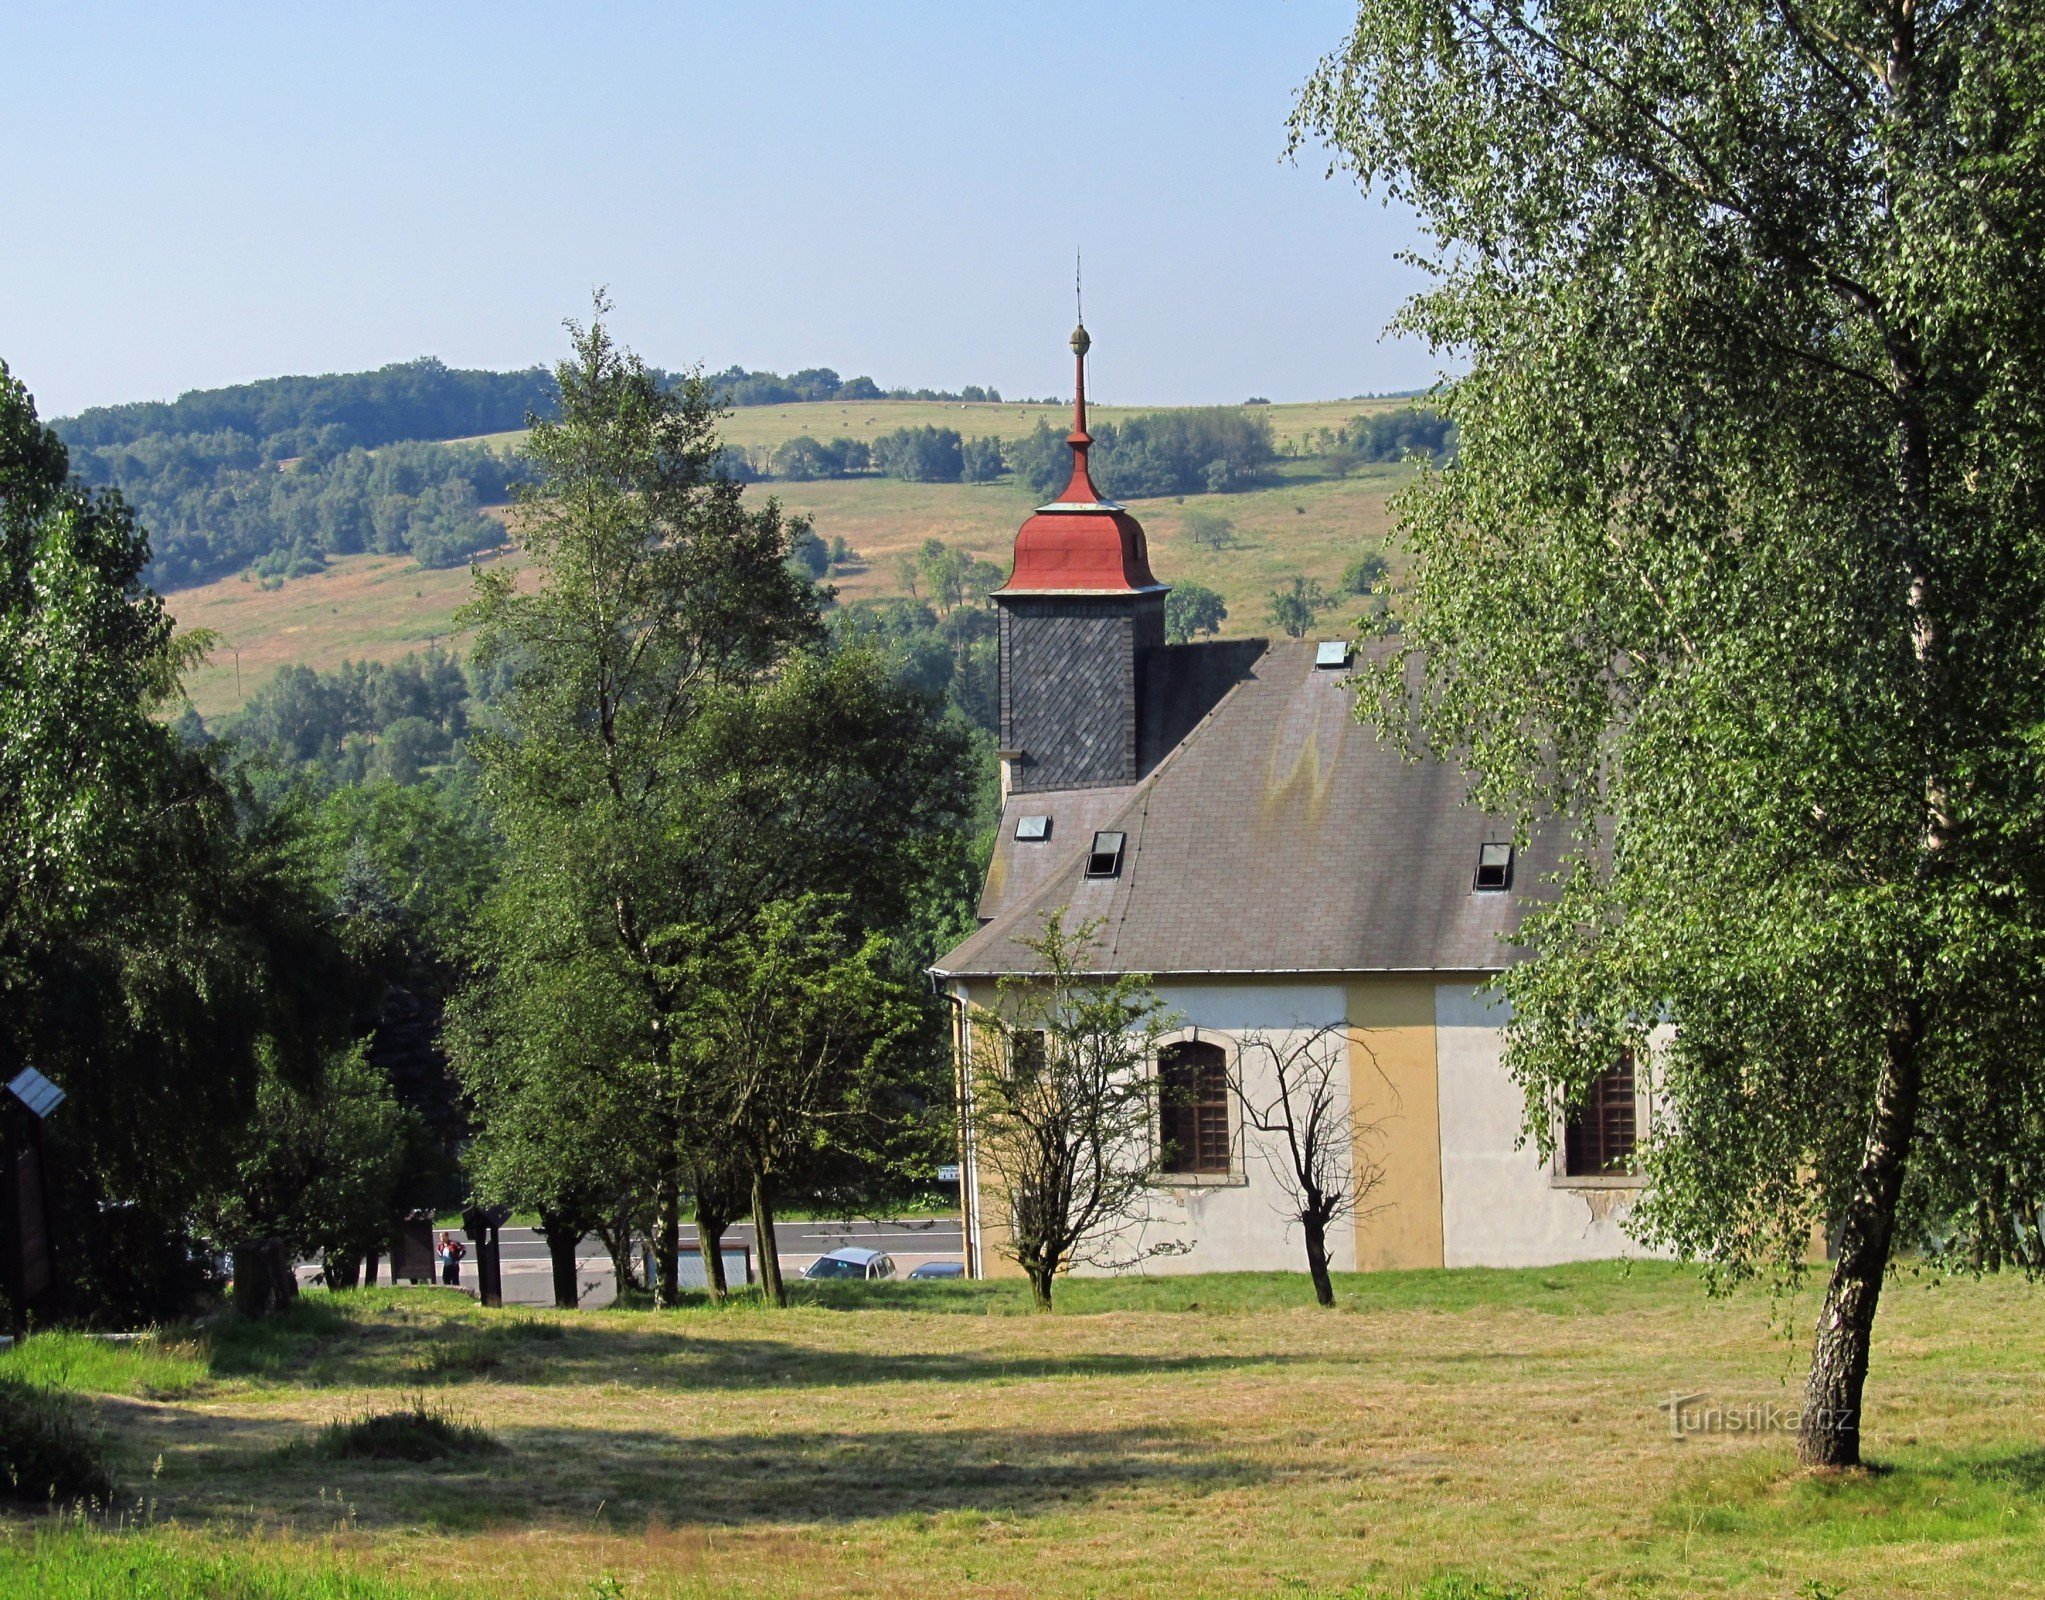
[1297,0,2045,1466]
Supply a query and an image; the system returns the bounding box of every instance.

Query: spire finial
[1068,253,1092,451]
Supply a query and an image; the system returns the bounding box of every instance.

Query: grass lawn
[1,1263,2038,1598]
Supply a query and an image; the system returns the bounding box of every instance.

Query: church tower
[994,322,1167,795]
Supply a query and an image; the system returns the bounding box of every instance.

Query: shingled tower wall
[993,321,1167,796]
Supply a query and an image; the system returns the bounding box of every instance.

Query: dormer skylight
[1015,815,1051,842]
[1474,842,1514,891]
[1085,831,1126,878]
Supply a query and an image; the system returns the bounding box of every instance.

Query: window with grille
[1564,1053,1639,1176]
[1159,1039,1231,1175]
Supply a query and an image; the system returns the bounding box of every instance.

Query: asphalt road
[359,1217,965,1307]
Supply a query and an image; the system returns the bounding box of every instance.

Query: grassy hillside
[169,462,1409,721]
[2,1265,2038,1598]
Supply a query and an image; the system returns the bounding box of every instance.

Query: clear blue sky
[0,3,1436,419]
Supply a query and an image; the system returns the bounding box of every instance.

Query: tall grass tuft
[311,1396,502,1462]
[0,1528,456,1597]
[0,1377,115,1505]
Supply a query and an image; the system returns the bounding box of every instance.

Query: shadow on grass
[265,1319,1316,1394]
[781,1259,1702,1317]
[170,1289,1333,1396]
[111,1399,1266,1533]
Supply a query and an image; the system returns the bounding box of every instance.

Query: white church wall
[1088,980,1355,1278]
[1434,983,1661,1268]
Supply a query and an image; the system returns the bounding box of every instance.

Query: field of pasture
[1,1263,2039,1599]
[166,457,1409,721]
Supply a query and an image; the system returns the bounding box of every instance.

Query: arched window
[1564,1052,1638,1176]
[1159,1039,1230,1175]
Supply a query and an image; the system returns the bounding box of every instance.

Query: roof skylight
[1015,815,1051,842]
[1315,640,1353,669]
[1085,831,1126,878]
[1474,842,1514,892]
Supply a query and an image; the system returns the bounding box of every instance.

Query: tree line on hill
[67,432,524,588]
[57,356,1015,457]
[1009,406,1278,498]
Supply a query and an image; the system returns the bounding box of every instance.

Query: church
[931,323,1656,1280]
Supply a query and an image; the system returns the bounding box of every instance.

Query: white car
[800,1246,895,1281]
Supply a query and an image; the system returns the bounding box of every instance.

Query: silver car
[800,1246,895,1281]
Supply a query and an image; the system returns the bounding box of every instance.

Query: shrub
[1341,552,1389,595]
[0,1378,115,1505]
[313,1396,502,1462]
[1184,509,1235,550]
[1268,576,1334,639]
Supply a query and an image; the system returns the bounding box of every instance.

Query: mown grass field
[166,462,1409,721]
[1,1264,2039,1599]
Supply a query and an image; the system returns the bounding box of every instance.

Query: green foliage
[66,433,525,589]
[871,424,965,482]
[660,895,930,1301]
[1343,406,1454,464]
[56,357,553,454]
[1184,508,1235,549]
[1165,581,1228,644]
[960,435,1006,482]
[1299,0,2045,1461]
[771,434,859,482]
[968,916,1177,1308]
[223,647,473,784]
[1267,576,1332,639]
[708,365,997,407]
[311,1396,501,1461]
[2,364,372,1324]
[1010,407,1274,499]
[1340,552,1388,596]
[903,537,1004,616]
[787,520,831,578]
[0,1378,114,1505]
[452,302,975,1291]
[207,1042,424,1273]
[828,596,1001,734]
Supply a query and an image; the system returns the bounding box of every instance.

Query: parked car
[907,1260,964,1280]
[800,1247,895,1281]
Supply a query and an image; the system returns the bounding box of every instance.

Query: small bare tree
[1228,1024,1383,1306]
[969,914,1178,1309]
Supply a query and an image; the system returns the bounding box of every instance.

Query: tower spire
[1067,257,1097,499]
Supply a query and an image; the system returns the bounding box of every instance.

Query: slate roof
[933,638,1556,979]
